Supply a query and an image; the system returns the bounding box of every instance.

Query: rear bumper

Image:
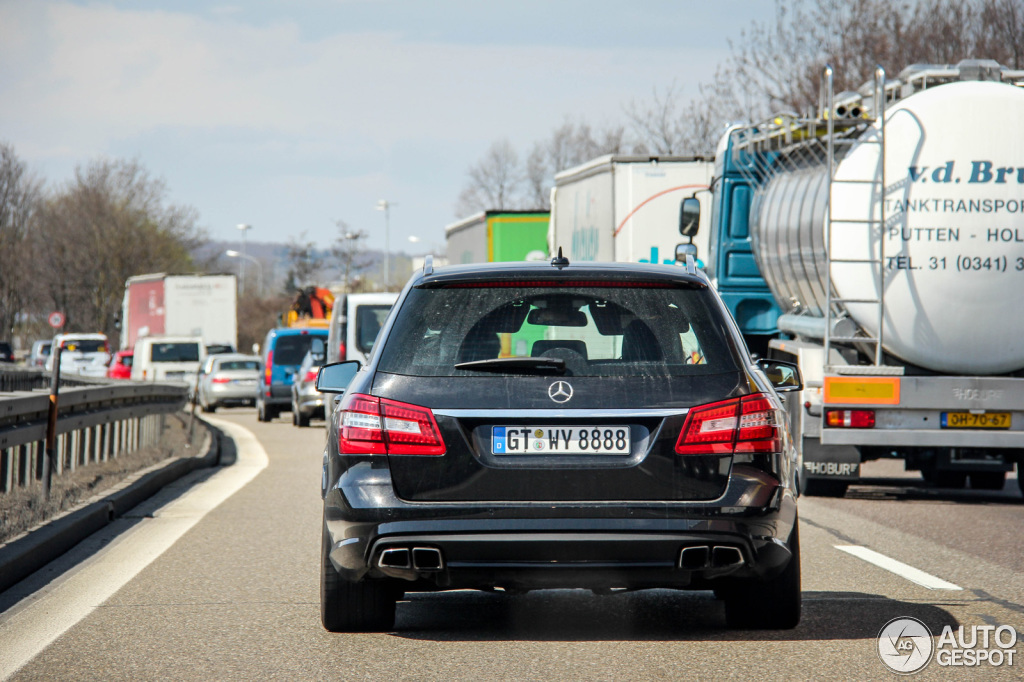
[323,463,797,590]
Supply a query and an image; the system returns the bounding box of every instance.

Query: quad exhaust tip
[378,546,444,571]
[679,545,745,569]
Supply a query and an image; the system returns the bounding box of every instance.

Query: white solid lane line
[0,417,267,681]
[835,545,963,590]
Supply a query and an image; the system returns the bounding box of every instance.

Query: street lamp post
[225,250,263,296]
[236,223,251,295]
[376,200,396,289]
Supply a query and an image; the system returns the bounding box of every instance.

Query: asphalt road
[1,409,1022,680]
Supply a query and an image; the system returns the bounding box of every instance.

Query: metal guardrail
[0,372,188,494]
[0,366,107,393]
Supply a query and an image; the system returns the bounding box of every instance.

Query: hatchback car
[46,333,111,378]
[291,339,327,427]
[28,340,51,368]
[107,350,133,379]
[316,257,803,632]
[197,353,260,411]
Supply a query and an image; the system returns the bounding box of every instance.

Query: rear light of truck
[264,351,273,384]
[675,393,782,455]
[338,393,445,456]
[825,409,875,428]
[338,342,346,360]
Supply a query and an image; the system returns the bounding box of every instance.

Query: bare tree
[31,158,203,342]
[0,143,40,340]
[976,0,1024,68]
[283,233,323,291]
[454,139,525,216]
[331,221,374,292]
[524,120,626,210]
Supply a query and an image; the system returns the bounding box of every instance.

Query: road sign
[48,311,65,329]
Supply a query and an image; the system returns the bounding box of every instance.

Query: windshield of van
[150,342,200,362]
[377,285,743,378]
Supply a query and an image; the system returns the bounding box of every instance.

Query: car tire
[258,400,271,422]
[802,479,848,498]
[321,524,397,632]
[296,406,310,428]
[970,471,1005,490]
[206,402,217,413]
[722,523,801,630]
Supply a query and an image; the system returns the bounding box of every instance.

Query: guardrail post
[2,447,11,493]
[42,345,62,500]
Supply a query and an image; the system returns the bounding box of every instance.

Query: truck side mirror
[675,243,698,263]
[679,197,700,237]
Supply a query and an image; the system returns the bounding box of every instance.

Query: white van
[131,336,205,384]
[325,292,399,366]
[45,333,111,378]
[324,292,398,414]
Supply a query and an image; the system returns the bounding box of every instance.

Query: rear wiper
[454,357,566,374]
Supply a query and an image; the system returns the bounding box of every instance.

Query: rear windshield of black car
[273,334,324,365]
[377,285,744,377]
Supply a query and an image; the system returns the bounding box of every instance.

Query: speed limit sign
[48,311,65,329]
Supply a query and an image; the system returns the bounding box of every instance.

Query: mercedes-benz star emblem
[548,381,573,404]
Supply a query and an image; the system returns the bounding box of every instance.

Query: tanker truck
[690,59,1024,497]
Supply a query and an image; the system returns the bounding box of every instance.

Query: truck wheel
[934,471,967,489]
[722,523,801,630]
[970,471,1006,490]
[802,479,848,498]
[321,524,397,632]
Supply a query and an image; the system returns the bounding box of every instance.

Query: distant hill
[194,239,418,293]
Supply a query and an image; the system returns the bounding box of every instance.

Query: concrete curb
[0,420,223,594]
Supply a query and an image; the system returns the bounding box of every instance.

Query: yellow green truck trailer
[444,210,549,265]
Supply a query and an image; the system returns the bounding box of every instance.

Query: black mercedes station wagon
[317,256,803,632]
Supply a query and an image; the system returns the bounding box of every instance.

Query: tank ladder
[822,65,902,376]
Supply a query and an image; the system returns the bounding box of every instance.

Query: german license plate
[940,412,1011,429]
[492,426,630,455]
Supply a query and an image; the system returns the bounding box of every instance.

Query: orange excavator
[282,286,335,328]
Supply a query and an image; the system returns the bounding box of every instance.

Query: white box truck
[548,155,714,267]
[120,273,238,354]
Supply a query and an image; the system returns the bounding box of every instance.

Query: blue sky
[0,1,775,253]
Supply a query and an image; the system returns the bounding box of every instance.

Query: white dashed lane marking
[835,545,963,590]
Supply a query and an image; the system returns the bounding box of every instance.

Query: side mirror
[315,360,362,394]
[679,197,700,237]
[757,359,803,393]
[675,243,698,263]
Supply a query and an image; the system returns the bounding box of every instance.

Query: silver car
[291,341,326,427]
[197,353,260,412]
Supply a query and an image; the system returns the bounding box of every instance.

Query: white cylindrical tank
[751,80,1024,374]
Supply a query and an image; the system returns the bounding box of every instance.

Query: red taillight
[211,375,231,384]
[264,350,273,384]
[303,369,318,383]
[825,409,875,428]
[338,342,346,359]
[337,393,445,456]
[675,393,782,455]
